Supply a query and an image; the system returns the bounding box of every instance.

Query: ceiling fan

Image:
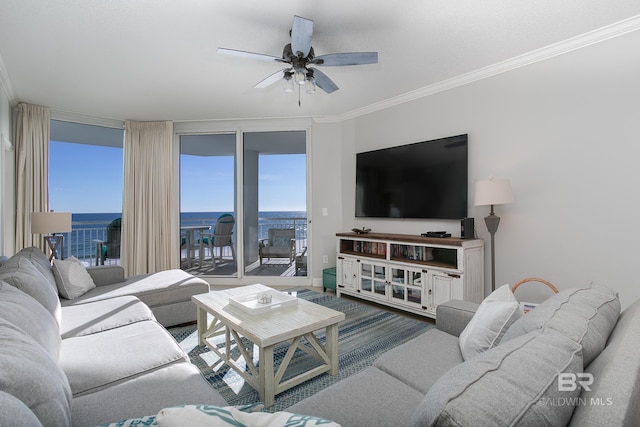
[218,15,378,95]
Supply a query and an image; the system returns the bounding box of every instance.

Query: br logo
[558,373,594,392]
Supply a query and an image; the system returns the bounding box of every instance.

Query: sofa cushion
[60,295,155,339]
[60,269,209,308]
[60,320,189,396]
[0,391,43,427]
[569,298,640,426]
[0,280,61,358]
[12,246,59,291]
[288,366,425,427]
[410,329,583,427]
[458,284,523,360]
[52,256,96,299]
[0,319,72,427]
[374,327,463,394]
[0,257,62,327]
[501,283,620,366]
[71,363,228,427]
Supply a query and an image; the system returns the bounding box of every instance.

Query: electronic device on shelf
[421,231,452,238]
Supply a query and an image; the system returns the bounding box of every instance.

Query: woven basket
[511,278,558,313]
[511,277,558,313]
[511,277,559,295]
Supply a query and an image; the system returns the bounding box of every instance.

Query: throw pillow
[410,329,583,427]
[458,283,523,360]
[501,282,620,366]
[52,256,96,299]
[155,405,340,427]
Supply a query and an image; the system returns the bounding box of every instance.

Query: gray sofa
[289,284,640,426]
[61,263,209,328]
[0,247,227,427]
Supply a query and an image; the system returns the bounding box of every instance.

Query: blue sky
[49,141,306,213]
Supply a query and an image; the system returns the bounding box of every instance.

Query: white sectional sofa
[0,247,227,427]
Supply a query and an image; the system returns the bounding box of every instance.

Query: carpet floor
[168,289,433,412]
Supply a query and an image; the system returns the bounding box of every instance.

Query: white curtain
[15,103,50,252]
[122,120,178,275]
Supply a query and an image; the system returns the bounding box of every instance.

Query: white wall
[340,29,640,308]
[308,121,344,283]
[0,84,13,255]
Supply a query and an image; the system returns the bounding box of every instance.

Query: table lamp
[474,176,514,292]
[31,212,72,261]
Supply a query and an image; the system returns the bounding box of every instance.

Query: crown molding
[315,14,640,124]
[50,109,125,129]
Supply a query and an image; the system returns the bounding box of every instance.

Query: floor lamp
[31,212,72,261]
[474,177,514,292]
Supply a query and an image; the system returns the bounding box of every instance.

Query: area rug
[168,289,433,412]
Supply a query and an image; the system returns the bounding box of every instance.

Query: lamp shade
[474,178,514,206]
[31,212,72,234]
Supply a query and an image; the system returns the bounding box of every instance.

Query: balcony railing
[61,215,308,267]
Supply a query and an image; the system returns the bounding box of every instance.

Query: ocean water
[68,211,307,261]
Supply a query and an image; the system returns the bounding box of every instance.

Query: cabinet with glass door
[335,232,484,319]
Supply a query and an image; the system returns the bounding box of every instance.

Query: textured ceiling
[1,0,639,122]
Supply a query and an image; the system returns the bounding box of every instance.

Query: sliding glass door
[178,129,308,280]
[243,131,307,278]
[179,133,237,276]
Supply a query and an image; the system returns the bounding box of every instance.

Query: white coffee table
[191,284,345,406]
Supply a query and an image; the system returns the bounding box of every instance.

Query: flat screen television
[355,134,468,219]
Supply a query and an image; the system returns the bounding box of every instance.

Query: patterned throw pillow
[98,415,157,427]
[155,405,340,427]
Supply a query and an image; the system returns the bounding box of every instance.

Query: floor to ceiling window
[49,120,124,265]
[179,133,237,276]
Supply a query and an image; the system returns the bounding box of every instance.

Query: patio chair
[95,217,121,265]
[259,228,296,266]
[201,214,236,268]
[295,246,308,275]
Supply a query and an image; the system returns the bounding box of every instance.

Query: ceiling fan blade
[313,52,378,66]
[218,47,284,63]
[291,16,313,58]
[311,68,339,94]
[253,69,289,89]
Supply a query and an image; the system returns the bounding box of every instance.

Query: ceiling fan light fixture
[306,78,316,94]
[294,68,306,85]
[283,71,294,93]
[305,70,316,94]
[218,15,378,98]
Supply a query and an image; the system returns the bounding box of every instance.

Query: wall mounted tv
[355,134,468,219]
